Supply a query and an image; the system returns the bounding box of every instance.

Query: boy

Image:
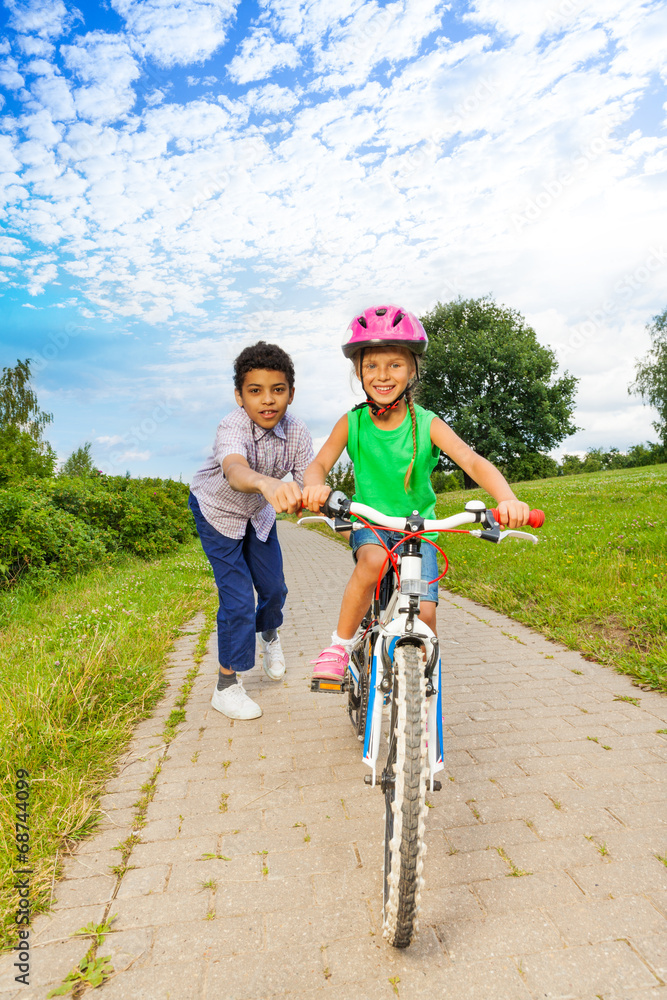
[189,341,313,720]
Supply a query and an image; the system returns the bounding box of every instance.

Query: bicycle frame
[299,493,541,796]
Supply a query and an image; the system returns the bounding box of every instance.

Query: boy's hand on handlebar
[301,484,331,513]
[496,499,531,530]
[262,479,303,514]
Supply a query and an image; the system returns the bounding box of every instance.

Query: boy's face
[235,368,294,429]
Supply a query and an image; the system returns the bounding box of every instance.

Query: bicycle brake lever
[297,515,335,529]
[469,528,538,544]
[297,515,353,533]
[497,529,538,544]
[470,528,538,544]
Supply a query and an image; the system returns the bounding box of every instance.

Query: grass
[431,464,667,693]
[0,540,217,950]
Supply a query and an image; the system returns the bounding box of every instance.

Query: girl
[301,304,530,681]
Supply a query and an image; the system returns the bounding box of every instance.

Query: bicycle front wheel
[382,643,428,948]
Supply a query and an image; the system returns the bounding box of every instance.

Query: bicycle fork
[361,621,445,791]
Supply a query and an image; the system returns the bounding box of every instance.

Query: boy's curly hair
[233,341,295,392]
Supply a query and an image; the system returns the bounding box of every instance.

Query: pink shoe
[311,645,348,682]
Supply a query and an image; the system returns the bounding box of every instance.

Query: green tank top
[346,403,440,523]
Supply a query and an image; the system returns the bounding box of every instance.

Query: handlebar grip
[491,508,545,528]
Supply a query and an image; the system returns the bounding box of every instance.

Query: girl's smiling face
[357,347,415,406]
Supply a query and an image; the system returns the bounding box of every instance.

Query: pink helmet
[341,305,428,359]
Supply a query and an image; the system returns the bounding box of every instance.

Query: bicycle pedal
[310,678,346,693]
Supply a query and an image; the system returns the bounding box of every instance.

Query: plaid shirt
[190,407,314,541]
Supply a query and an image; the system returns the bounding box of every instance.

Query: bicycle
[298,491,545,948]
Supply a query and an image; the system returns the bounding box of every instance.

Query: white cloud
[27,261,57,295]
[61,32,140,122]
[227,28,300,84]
[110,449,151,462]
[0,236,26,253]
[111,0,239,67]
[313,0,447,90]
[0,57,25,90]
[96,434,125,445]
[5,0,82,39]
[16,35,55,56]
[243,82,300,114]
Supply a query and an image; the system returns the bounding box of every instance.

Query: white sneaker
[211,679,262,720]
[258,633,286,681]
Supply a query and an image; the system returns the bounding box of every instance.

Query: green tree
[418,298,579,487]
[60,442,96,478]
[0,359,56,483]
[326,461,355,497]
[630,307,667,447]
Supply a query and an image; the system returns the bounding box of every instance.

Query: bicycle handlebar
[320,491,545,534]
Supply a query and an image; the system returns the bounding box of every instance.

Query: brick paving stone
[439,909,564,962]
[2,938,87,990]
[151,916,263,961]
[422,846,509,887]
[519,940,660,998]
[265,900,373,949]
[547,896,667,946]
[98,962,205,999]
[473,871,585,913]
[102,927,153,973]
[30,903,108,947]
[206,943,325,997]
[51,873,116,909]
[27,523,667,1000]
[222,876,318,917]
[567,857,667,897]
[115,863,170,897]
[419,883,486,924]
[398,957,534,1000]
[506,836,605,873]
[112,890,210,929]
[443,818,540,852]
[632,933,667,980]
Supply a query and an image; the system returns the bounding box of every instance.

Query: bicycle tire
[382,643,428,948]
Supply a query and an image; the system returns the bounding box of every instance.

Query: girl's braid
[404,388,418,491]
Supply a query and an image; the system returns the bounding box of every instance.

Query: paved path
[3,522,667,1000]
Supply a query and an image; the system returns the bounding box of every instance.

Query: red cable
[370,528,458,599]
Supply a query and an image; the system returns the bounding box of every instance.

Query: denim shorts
[350,527,440,604]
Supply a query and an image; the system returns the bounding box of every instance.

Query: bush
[431,469,463,493]
[560,443,666,476]
[0,476,196,589]
[502,452,560,482]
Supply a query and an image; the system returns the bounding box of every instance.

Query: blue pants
[188,494,287,671]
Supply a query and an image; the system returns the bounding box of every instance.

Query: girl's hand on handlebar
[495,498,531,530]
[301,483,331,513]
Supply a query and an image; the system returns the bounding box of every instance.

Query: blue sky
[1,0,666,479]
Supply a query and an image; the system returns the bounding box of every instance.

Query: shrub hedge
[0,476,195,588]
